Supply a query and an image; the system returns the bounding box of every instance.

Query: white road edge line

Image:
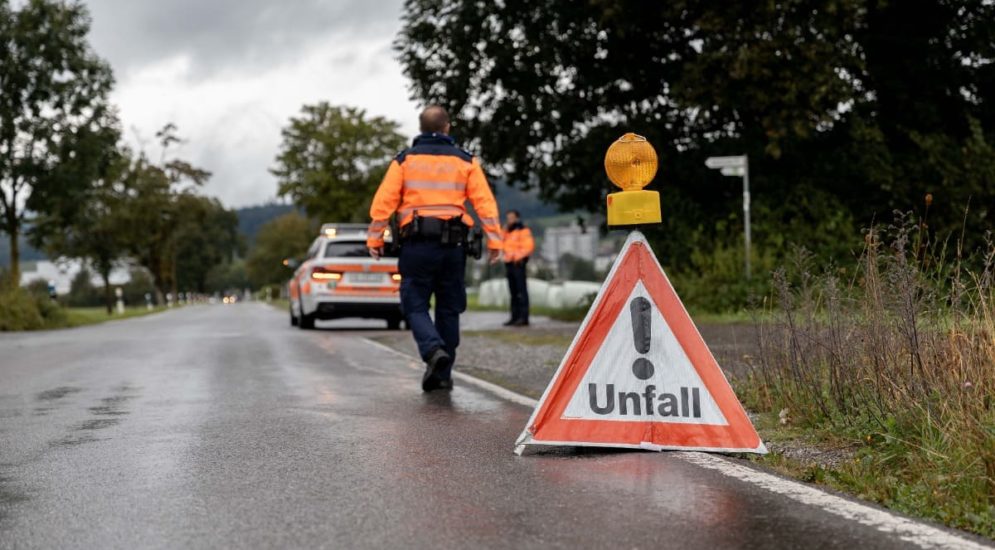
[675,452,990,550]
[361,336,991,550]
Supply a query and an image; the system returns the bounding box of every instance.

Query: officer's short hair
[419,105,450,134]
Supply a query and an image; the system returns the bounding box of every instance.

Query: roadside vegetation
[0,1,246,331]
[0,286,167,331]
[455,210,995,539]
[62,306,168,328]
[737,215,995,538]
[0,273,170,331]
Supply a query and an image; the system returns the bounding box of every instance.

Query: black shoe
[502,319,517,326]
[437,378,453,390]
[511,319,530,327]
[422,348,452,392]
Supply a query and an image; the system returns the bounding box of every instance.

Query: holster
[385,216,401,256]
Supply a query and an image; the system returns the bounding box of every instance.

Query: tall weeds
[748,212,995,536]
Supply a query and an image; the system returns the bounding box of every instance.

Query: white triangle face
[562,281,728,425]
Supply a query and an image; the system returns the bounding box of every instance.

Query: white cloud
[84,0,419,207]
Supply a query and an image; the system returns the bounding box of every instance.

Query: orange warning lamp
[604,133,662,226]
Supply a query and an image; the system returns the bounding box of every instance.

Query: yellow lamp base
[606,190,662,226]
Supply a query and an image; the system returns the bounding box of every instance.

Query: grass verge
[266,298,290,312]
[462,329,574,348]
[62,306,169,328]
[736,218,995,539]
[1,285,173,331]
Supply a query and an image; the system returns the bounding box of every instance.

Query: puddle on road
[87,406,129,416]
[52,434,105,447]
[45,383,138,448]
[0,473,29,524]
[77,418,120,431]
[0,409,23,419]
[87,394,135,417]
[36,386,82,401]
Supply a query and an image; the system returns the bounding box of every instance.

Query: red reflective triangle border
[521,233,765,453]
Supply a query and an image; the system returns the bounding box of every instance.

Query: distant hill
[236,203,297,246]
[490,179,561,220]
[4,188,559,266]
[235,183,563,248]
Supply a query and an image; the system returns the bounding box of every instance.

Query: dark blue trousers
[398,240,467,373]
[505,261,529,322]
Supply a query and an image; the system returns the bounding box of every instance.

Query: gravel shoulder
[371,316,854,472]
[372,318,759,399]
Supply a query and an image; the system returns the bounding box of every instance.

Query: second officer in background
[502,210,535,327]
[367,105,503,391]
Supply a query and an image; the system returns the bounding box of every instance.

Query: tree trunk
[151,269,166,306]
[146,254,166,305]
[101,269,113,314]
[170,259,178,303]
[7,227,20,289]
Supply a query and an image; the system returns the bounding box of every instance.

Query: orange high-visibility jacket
[367,133,502,250]
[502,224,535,263]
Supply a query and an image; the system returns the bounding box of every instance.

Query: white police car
[288,223,403,330]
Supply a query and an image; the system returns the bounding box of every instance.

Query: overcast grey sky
[83,0,419,207]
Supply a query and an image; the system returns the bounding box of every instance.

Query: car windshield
[324,241,370,258]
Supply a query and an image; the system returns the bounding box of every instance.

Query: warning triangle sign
[515,231,766,454]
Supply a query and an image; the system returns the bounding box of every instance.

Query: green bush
[0,287,45,330]
[35,292,67,326]
[253,283,283,301]
[670,242,774,313]
[25,278,52,298]
[120,268,156,307]
[655,184,860,314]
[66,268,104,307]
[0,286,67,331]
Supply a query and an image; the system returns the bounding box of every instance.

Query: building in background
[541,223,598,271]
[20,259,131,295]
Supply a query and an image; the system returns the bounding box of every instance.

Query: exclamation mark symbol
[630,297,654,380]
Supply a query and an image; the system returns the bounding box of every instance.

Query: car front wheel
[299,312,315,330]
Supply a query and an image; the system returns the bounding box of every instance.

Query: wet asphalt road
[0,304,985,549]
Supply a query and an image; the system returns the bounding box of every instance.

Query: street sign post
[705,155,751,279]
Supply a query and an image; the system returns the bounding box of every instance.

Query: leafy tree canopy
[396,0,995,263]
[246,211,314,289]
[174,193,242,294]
[272,103,407,224]
[0,0,116,285]
[114,126,213,302]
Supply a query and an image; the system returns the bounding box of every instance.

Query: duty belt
[401,215,467,245]
[399,215,483,259]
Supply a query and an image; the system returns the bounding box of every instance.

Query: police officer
[367,105,503,392]
[502,210,534,327]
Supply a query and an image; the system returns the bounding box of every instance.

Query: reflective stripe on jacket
[502,224,535,263]
[367,133,502,250]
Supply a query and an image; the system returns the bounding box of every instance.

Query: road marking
[362,335,992,549]
[676,452,991,550]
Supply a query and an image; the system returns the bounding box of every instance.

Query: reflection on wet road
[0,304,986,549]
